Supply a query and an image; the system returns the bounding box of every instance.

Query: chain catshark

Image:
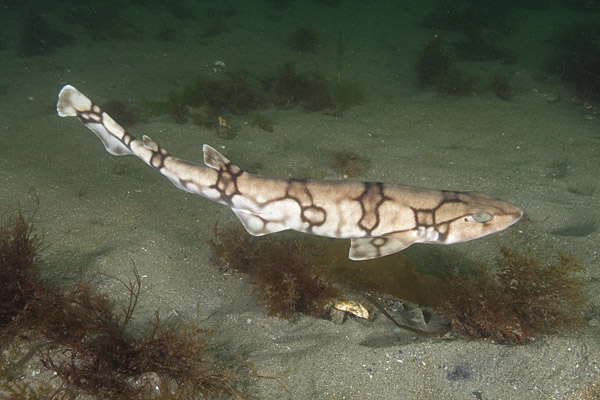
[56,84,522,260]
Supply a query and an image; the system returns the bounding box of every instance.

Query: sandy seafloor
[1,1,600,399]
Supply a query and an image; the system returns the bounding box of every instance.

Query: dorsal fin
[142,135,160,152]
[203,144,234,170]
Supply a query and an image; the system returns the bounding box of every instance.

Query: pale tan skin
[57,85,523,260]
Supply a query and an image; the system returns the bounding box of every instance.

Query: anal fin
[349,232,416,260]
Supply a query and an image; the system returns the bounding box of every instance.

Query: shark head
[435,191,523,245]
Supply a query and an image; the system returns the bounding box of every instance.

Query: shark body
[57,85,522,260]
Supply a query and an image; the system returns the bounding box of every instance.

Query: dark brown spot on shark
[302,205,326,226]
[210,161,243,205]
[355,182,389,234]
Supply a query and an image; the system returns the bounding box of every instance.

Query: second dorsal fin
[203,144,236,170]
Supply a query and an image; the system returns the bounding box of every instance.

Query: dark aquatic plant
[0,208,248,399]
[211,223,342,320]
[330,149,369,178]
[491,72,513,100]
[211,219,589,344]
[416,37,476,96]
[287,27,318,53]
[19,13,74,56]
[547,23,600,101]
[35,269,247,399]
[271,62,336,112]
[101,100,141,128]
[0,210,42,335]
[434,247,588,343]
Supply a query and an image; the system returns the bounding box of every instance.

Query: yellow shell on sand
[333,301,369,319]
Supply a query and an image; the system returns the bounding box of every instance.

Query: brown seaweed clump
[101,100,142,128]
[416,38,476,96]
[435,247,588,344]
[0,211,42,336]
[181,73,262,116]
[331,149,369,178]
[19,13,74,56]
[547,23,600,102]
[491,72,513,100]
[143,73,263,126]
[271,62,336,113]
[247,112,274,132]
[287,27,318,53]
[39,281,239,399]
[211,223,342,320]
[0,210,247,399]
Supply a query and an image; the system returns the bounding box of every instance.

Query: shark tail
[57,85,133,156]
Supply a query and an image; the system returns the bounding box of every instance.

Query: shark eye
[472,211,492,223]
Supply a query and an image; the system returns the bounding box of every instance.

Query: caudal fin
[57,85,133,156]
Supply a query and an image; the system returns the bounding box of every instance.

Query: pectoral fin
[349,232,416,260]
